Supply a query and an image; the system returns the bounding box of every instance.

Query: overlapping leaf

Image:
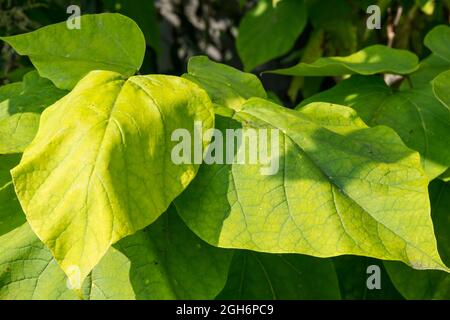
[1,13,145,90]
[402,25,450,89]
[0,154,25,237]
[176,98,448,271]
[424,25,450,64]
[433,70,450,109]
[269,45,419,76]
[11,70,214,287]
[0,71,67,154]
[299,75,450,179]
[237,0,307,71]
[0,207,231,300]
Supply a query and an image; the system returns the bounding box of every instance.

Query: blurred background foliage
[1,0,449,105]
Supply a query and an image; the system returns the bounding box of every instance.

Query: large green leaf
[1,13,146,90]
[11,70,214,287]
[269,45,419,76]
[217,251,340,299]
[0,71,67,154]
[0,154,25,237]
[424,25,450,63]
[176,98,448,271]
[333,256,403,300]
[237,0,307,71]
[183,56,267,110]
[384,180,450,299]
[299,75,450,179]
[0,208,231,300]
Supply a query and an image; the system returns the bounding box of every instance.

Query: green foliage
[269,45,419,76]
[11,69,214,287]
[299,75,450,179]
[1,13,145,90]
[0,7,449,300]
[384,179,450,299]
[237,0,307,71]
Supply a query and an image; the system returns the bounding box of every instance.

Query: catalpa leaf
[384,180,450,300]
[0,154,25,237]
[299,75,450,179]
[269,45,419,76]
[0,71,67,154]
[11,70,214,286]
[217,251,340,299]
[183,56,267,110]
[237,0,307,71]
[176,98,448,271]
[332,256,403,300]
[0,208,231,300]
[424,25,450,63]
[103,0,160,52]
[1,13,146,90]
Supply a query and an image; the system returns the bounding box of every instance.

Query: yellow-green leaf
[11,70,214,287]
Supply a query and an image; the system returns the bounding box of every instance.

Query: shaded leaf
[0,208,231,300]
[0,71,67,154]
[269,45,419,76]
[432,69,450,109]
[176,98,448,271]
[103,0,160,52]
[237,0,307,71]
[0,154,25,237]
[424,25,450,63]
[1,13,146,90]
[183,56,267,110]
[333,256,403,300]
[217,251,340,299]
[384,180,450,300]
[299,75,450,179]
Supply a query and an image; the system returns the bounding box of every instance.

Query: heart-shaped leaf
[11,70,214,286]
[176,98,448,272]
